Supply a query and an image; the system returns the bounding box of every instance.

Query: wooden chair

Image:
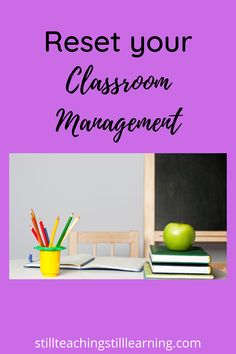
[68,231,139,257]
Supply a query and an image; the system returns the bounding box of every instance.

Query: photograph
[10,153,227,280]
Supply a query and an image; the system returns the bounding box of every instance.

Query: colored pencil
[31,209,36,218]
[30,226,39,244]
[61,215,80,244]
[56,213,73,247]
[31,211,44,246]
[49,216,59,247]
[44,227,50,245]
[39,219,49,247]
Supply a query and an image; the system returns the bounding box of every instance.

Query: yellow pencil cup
[34,246,66,277]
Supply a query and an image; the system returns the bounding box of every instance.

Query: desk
[9,259,144,280]
[9,259,226,280]
[211,262,227,279]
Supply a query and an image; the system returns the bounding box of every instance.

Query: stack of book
[144,244,214,279]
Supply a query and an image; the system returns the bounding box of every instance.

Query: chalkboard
[155,154,227,231]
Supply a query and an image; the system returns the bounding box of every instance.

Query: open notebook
[24,254,146,272]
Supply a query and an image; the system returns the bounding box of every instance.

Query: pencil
[44,227,50,245]
[56,213,73,247]
[30,226,39,244]
[31,211,44,246]
[49,216,59,247]
[61,215,80,244]
[39,219,49,247]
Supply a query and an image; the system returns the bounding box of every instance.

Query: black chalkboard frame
[144,154,227,257]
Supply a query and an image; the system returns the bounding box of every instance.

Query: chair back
[68,231,139,257]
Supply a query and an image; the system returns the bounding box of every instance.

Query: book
[144,263,214,280]
[149,245,211,264]
[81,256,146,272]
[24,254,94,269]
[24,254,146,272]
[150,262,211,274]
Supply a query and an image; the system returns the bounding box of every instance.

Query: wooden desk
[211,262,227,279]
[9,259,226,280]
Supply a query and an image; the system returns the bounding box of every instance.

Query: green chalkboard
[155,154,227,230]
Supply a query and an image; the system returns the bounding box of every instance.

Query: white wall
[10,154,144,259]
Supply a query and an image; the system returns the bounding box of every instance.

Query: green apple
[163,222,195,251]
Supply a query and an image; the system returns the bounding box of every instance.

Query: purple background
[1,1,236,353]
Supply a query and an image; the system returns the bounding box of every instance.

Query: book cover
[150,245,211,264]
[150,262,212,274]
[1,1,235,354]
[144,263,214,280]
